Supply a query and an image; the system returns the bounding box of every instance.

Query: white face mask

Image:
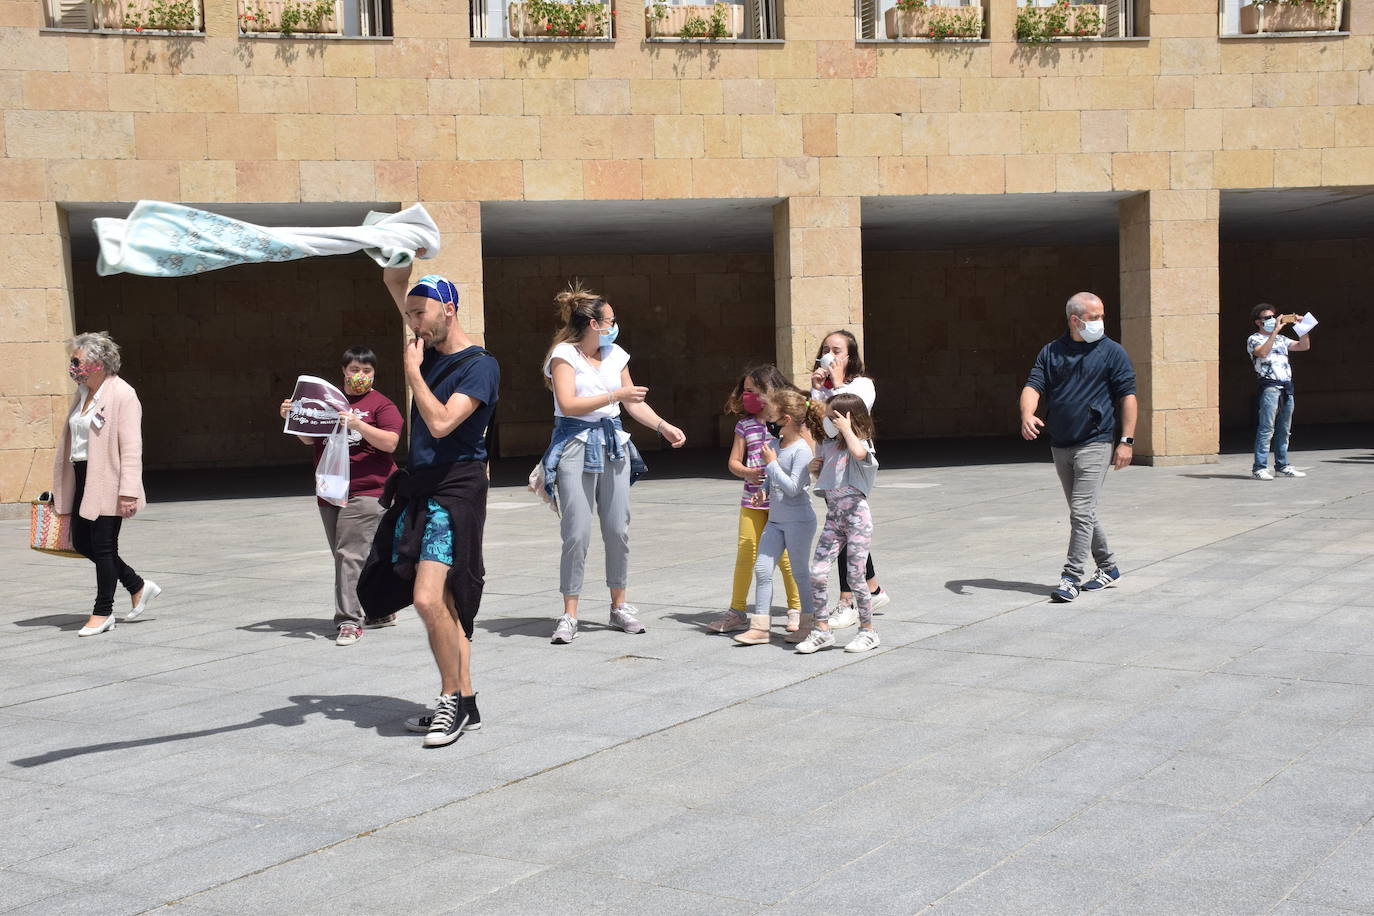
[822,417,839,439]
[819,352,835,370]
[1078,318,1105,343]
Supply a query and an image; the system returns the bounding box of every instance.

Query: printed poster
[283,375,349,438]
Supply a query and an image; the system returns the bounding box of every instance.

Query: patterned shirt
[735,416,775,509]
[1247,332,1292,383]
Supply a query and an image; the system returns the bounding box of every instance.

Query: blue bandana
[408,275,458,307]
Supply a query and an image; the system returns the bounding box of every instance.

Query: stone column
[1118,189,1220,465]
[424,201,485,346]
[772,196,864,388]
[0,203,76,517]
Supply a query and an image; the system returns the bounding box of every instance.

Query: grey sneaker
[829,600,859,630]
[551,614,578,644]
[795,628,836,654]
[610,604,646,634]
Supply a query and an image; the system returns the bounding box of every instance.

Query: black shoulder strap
[424,347,490,393]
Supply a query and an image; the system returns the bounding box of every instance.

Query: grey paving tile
[1091,873,1287,915]
[1289,824,1374,911]
[912,786,1096,853]
[1159,816,1358,896]
[931,854,1126,915]
[1113,751,1289,811]
[1020,799,1217,873]
[0,869,68,912]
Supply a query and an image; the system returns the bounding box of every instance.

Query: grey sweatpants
[754,518,817,618]
[318,494,384,626]
[557,438,631,596]
[1051,440,1116,580]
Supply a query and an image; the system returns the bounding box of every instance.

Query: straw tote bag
[30,492,84,559]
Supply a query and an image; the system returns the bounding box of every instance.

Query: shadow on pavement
[1179,473,1256,480]
[238,617,332,639]
[475,616,616,638]
[12,614,84,631]
[945,578,1055,597]
[10,694,429,768]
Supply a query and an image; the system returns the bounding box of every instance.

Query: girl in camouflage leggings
[796,394,882,655]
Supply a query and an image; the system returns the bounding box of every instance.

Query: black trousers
[838,546,876,591]
[71,461,143,617]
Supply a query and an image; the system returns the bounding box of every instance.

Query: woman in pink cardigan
[52,332,160,637]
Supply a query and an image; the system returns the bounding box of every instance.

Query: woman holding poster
[278,347,404,646]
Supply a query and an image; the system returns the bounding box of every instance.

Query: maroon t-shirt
[313,388,404,504]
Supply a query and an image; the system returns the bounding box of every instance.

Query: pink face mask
[741,391,765,415]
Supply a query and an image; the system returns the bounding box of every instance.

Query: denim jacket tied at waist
[540,415,648,510]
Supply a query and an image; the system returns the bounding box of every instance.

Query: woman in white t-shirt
[540,282,687,646]
[809,329,890,623]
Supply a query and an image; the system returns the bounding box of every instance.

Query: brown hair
[825,393,876,441]
[1250,302,1277,323]
[724,364,795,416]
[769,388,826,442]
[814,329,866,383]
[543,279,609,390]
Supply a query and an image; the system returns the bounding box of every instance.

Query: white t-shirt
[812,375,877,411]
[1247,332,1292,382]
[68,387,101,462]
[544,342,633,444]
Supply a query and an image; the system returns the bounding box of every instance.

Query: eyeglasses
[597,317,618,327]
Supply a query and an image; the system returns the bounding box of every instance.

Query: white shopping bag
[316,422,350,507]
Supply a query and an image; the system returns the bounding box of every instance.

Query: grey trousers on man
[557,438,631,596]
[1051,440,1116,581]
[318,494,384,626]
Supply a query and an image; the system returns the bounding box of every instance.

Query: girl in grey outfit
[736,388,822,645]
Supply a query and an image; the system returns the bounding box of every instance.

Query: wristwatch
[1119,436,1134,445]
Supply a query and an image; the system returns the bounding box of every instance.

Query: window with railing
[470,0,615,38]
[857,0,986,41]
[239,0,391,35]
[1220,0,1343,34]
[44,0,205,31]
[645,0,779,40]
[1014,0,1142,40]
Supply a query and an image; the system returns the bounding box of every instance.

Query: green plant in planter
[1252,0,1335,11]
[276,0,334,33]
[650,0,668,19]
[124,0,196,31]
[678,2,730,38]
[526,0,608,35]
[925,5,980,38]
[1016,0,1100,42]
[893,0,927,9]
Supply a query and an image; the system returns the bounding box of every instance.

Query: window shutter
[858,0,877,38]
[53,0,94,27]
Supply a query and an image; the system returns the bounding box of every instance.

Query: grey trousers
[1051,440,1116,580]
[318,494,384,626]
[557,438,631,596]
[754,518,816,618]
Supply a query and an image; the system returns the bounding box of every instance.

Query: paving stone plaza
[3,444,1374,914]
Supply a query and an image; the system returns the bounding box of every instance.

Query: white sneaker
[795,628,836,654]
[869,589,891,612]
[550,614,578,644]
[844,629,882,653]
[1278,466,1307,478]
[1252,468,1274,480]
[125,580,161,621]
[829,601,859,630]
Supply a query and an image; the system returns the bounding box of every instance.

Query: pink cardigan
[52,376,146,521]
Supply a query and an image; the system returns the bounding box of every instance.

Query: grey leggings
[754,518,817,618]
[557,438,631,596]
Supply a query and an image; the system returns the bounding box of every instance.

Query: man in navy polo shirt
[1020,292,1137,603]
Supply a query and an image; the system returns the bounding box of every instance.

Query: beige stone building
[3,0,1372,511]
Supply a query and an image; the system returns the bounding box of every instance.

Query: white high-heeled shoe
[125,580,162,621]
[78,615,117,637]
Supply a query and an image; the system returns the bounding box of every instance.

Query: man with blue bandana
[358,253,500,748]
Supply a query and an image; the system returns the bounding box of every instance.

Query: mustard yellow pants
[731,506,801,611]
